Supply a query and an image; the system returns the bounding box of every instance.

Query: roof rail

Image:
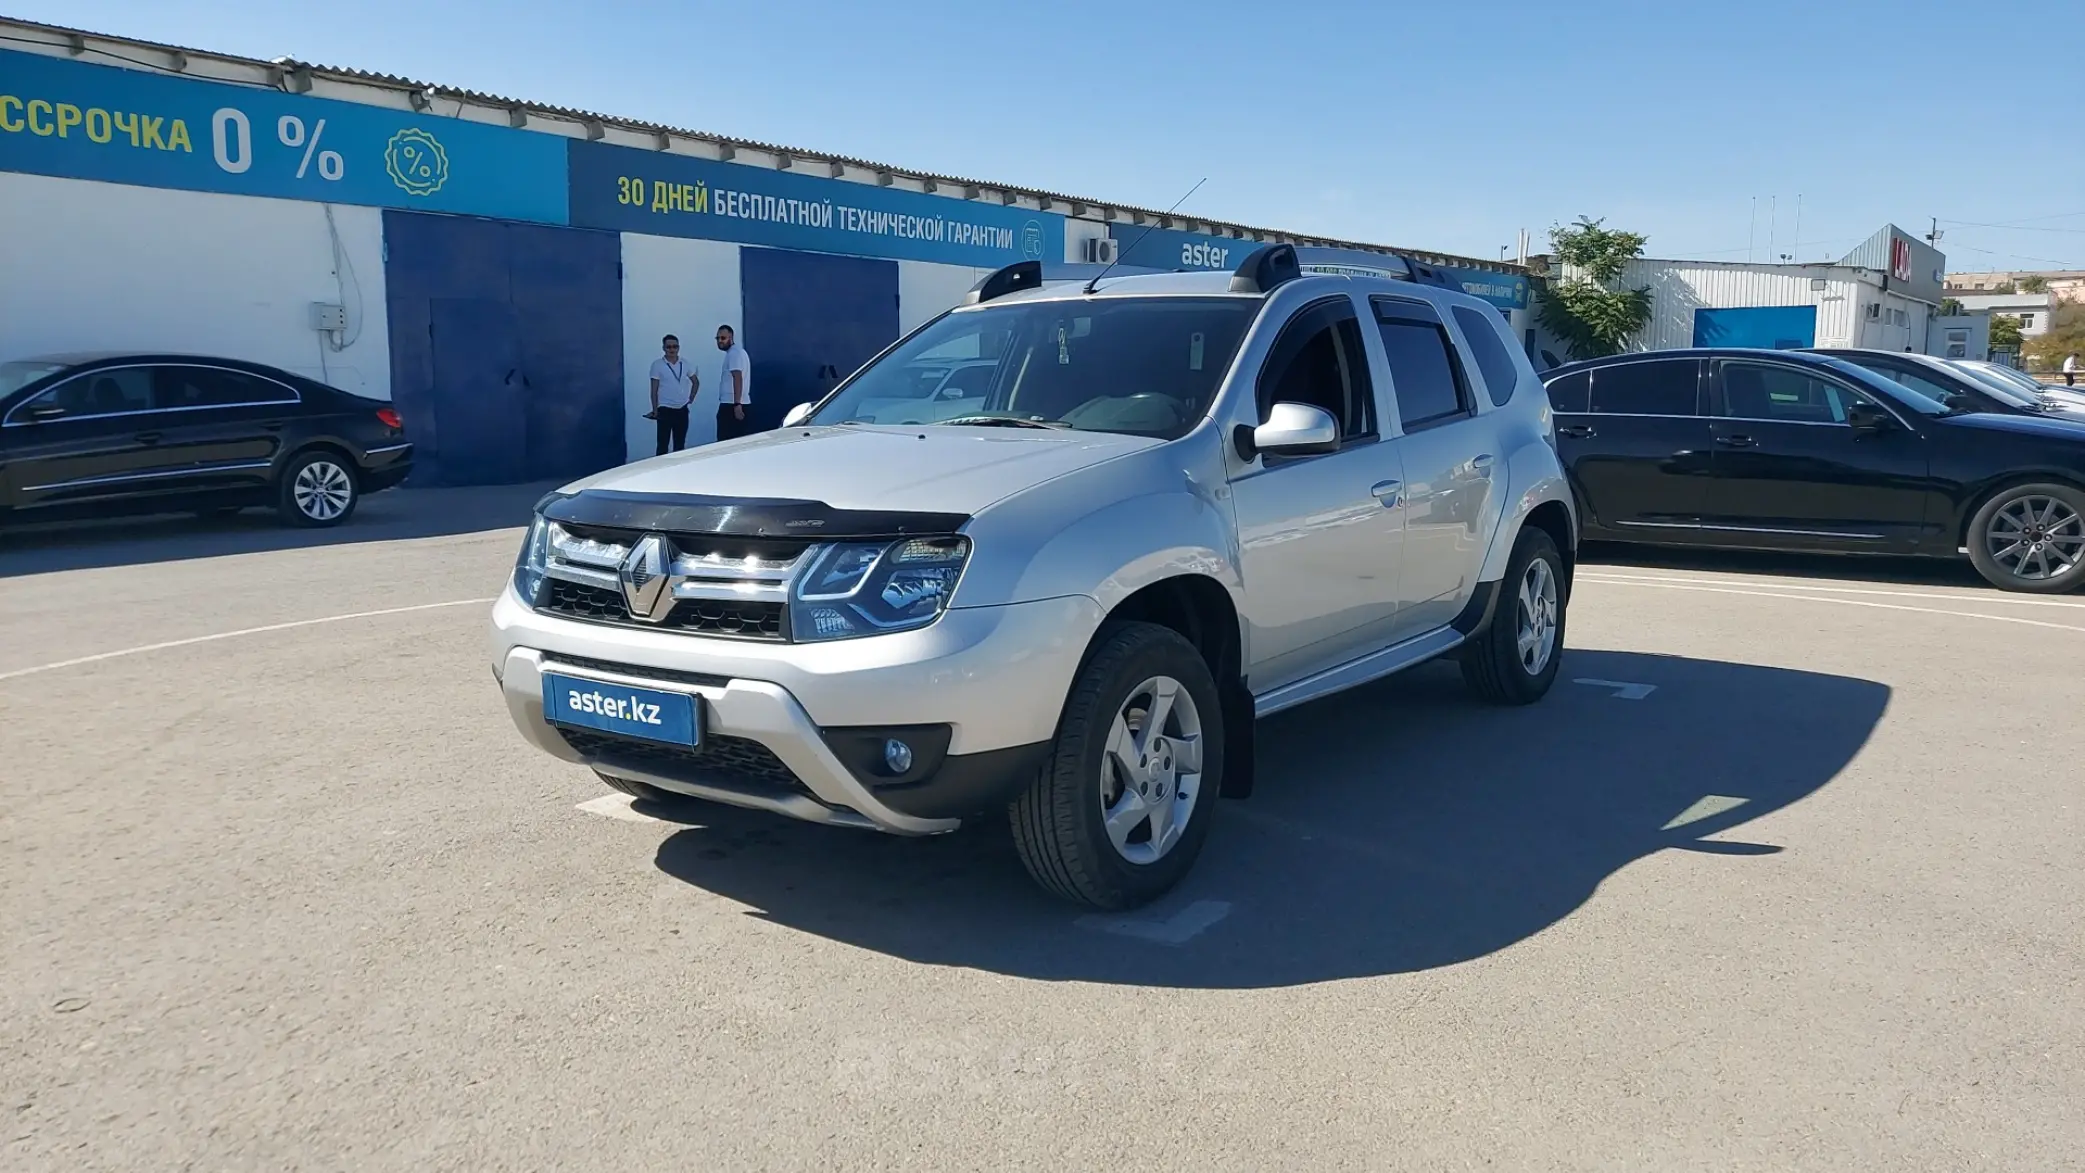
[1229,244,1302,294]
[964,260,1043,305]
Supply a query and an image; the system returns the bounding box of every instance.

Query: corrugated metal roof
[0,15,1525,275]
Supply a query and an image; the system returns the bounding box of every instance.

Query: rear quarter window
[1451,306,1520,407]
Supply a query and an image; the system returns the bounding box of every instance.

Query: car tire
[1965,482,2085,594]
[1461,526,1568,705]
[1010,621,1225,911]
[277,450,359,528]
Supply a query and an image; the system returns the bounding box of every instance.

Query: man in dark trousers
[646,334,696,455]
[713,324,752,442]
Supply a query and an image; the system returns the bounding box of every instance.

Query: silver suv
[491,245,1577,909]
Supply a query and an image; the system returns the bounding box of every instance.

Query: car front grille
[539,579,786,640]
[558,728,807,794]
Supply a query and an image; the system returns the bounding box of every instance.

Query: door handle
[1557,424,1596,439]
[1716,435,1758,449]
[1371,479,1403,507]
[135,431,162,445]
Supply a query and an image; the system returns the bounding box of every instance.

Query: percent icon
[277,115,344,181]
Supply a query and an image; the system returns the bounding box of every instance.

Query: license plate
[542,673,700,747]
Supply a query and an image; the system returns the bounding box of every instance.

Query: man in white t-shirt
[2064,353,2079,388]
[647,333,697,454]
[714,324,754,441]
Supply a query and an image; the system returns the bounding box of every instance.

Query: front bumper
[490,585,1102,834]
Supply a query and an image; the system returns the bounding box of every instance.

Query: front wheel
[1966,483,2085,594]
[1010,622,1225,910]
[1461,527,1568,705]
[277,451,359,527]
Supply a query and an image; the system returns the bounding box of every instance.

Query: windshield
[0,360,69,398]
[1958,361,2049,398]
[809,296,1260,439]
[1815,357,1962,417]
[1947,362,2049,408]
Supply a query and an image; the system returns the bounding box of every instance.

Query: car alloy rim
[1098,675,1204,865]
[1516,557,1560,676]
[294,460,353,520]
[1986,495,2084,582]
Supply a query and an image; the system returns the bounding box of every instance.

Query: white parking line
[1574,678,1659,700]
[1580,571,2085,609]
[0,597,496,682]
[1578,578,2085,634]
[1075,899,1233,946]
[576,793,667,823]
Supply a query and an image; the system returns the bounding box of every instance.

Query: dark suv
[1542,348,2085,593]
[0,353,412,528]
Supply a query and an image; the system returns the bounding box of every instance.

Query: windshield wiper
[937,414,1069,430]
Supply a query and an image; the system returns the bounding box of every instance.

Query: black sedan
[1803,347,2085,424]
[0,353,412,529]
[1541,348,2085,593]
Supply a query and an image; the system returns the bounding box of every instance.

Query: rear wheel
[1010,622,1224,910]
[1461,527,1568,705]
[278,451,358,527]
[1966,483,2085,594]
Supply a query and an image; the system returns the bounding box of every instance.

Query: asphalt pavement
[2,488,2079,1172]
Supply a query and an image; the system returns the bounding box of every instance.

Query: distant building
[1947,291,2052,339]
[1534,225,1948,361]
[1945,270,2085,302]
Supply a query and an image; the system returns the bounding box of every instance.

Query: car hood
[554,425,1165,515]
[1941,409,2085,441]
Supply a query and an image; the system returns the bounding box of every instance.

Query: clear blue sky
[14,0,2085,270]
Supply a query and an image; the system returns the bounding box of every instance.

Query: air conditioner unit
[1083,237,1120,265]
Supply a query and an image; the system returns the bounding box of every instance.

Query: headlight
[790,536,970,641]
[513,513,551,604]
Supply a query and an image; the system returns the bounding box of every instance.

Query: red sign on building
[1890,237,1912,282]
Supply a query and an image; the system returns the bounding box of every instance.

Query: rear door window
[1451,305,1520,407]
[1373,300,1472,431]
[1589,360,1700,416]
[156,367,298,409]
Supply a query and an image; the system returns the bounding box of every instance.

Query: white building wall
[0,172,389,397]
[1064,217,1110,264]
[897,260,986,334]
[619,234,742,459]
[1952,292,2052,338]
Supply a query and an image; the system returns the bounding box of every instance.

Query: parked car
[1950,358,2085,413]
[492,245,1578,909]
[1804,347,2085,423]
[1542,348,2085,593]
[0,353,411,528]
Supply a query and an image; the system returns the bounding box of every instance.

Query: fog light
[882,739,914,775]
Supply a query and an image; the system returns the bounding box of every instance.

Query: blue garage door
[384,212,624,486]
[739,248,900,433]
[1692,305,1817,350]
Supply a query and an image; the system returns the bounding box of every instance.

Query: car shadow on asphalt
[0,481,561,577]
[648,648,1889,989]
[1582,540,1990,589]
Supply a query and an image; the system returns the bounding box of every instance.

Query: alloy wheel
[1097,675,1205,865]
[293,460,354,521]
[1985,495,2084,583]
[1516,556,1560,676]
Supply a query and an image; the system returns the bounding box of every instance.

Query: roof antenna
[1085,177,1206,294]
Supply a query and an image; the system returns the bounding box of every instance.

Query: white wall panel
[0,172,389,397]
[619,233,742,459]
[898,260,984,335]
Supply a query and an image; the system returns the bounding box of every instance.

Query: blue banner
[568,140,1064,268]
[0,48,568,224]
[1109,223,1529,311]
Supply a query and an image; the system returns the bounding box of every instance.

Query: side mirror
[781,401,814,429]
[1846,402,1895,433]
[1250,402,1341,458]
[25,404,67,423]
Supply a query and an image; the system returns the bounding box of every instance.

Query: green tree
[1939,298,1965,316]
[2018,274,2050,293]
[1534,217,1654,359]
[1990,314,2024,351]
[2023,302,2085,370]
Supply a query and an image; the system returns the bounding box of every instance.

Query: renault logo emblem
[619,534,673,622]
